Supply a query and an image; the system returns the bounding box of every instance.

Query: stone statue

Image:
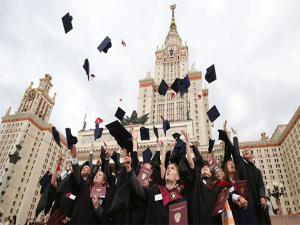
[122,110,149,125]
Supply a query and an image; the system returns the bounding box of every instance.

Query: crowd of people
[19,122,277,225]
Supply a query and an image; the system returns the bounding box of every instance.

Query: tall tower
[0,74,68,224]
[137,5,211,145]
[17,74,55,122]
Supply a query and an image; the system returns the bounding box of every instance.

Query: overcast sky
[0,0,299,142]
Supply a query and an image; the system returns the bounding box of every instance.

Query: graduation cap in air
[106,120,133,153]
[142,148,153,163]
[178,75,191,97]
[97,36,112,53]
[83,58,90,81]
[207,105,220,123]
[52,127,61,147]
[150,150,161,168]
[161,116,170,136]
[153,126,159,140]
[172,132,181,140]
[171,78,180,93]
[140,127,150,140]
[111,151,120,163]
[208,138,215,153]
[169,138,186,164]
[94,123,103,141]
[65,128,78,150]
[62,12,73,34]
[115,107,126,122]
[95,117,103,124]
[205,64,217,83]
[158,79,169,96]
[39,170,52,194]
[217,129,230,143]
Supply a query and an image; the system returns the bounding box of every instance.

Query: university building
[0,75,68,224]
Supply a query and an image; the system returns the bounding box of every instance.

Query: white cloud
[0,0,299,142]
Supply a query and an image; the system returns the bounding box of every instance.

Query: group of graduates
[35,122,272,225]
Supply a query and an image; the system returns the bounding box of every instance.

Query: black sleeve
[257,169,266,197]
[101,159,111,182]
[71,163,81,187]
[94,205,104,222]
[232,137,247,180]
[131,151,140,175]
[89,165,100,181]
[112,152,121,174]
[193,147,204,170]
[127,170,146,201]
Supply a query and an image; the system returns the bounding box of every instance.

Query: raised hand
[124,154,132,172]
[181,130,189,142]
[223,120,227,132]
[129,123,138,141]
[231,127,237,135]
[91,196,100,209]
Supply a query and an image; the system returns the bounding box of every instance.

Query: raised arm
[160,140,168,180]
[231,128,247,180]
[124,155,146,200]
[51,156,63,188]
[70,145,80,187]
[89,145,94,169]
[182,130,194,169]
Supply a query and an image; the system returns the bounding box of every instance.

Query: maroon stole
[157,185,184,206]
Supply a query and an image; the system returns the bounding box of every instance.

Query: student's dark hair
[224,160,239,182]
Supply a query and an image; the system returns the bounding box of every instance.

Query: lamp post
[266,181,284,215]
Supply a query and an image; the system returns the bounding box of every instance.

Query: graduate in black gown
[230,129,269,225]
[69,145,109,224]
[185,131,222,225]
[124,129,188,225]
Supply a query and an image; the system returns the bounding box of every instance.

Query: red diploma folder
[236,180,248,200]
[211,190,229,216]
[169,201,188,225]
[90,186,106,199]
[137,165,153,185]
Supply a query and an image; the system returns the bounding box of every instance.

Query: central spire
[170,4,177,30]
[165,4,182,47]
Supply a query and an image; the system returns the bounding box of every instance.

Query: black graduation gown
[70,163,104,224]
[232,136,269,225]
[128,170,187,225]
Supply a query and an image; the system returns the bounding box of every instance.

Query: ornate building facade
[0,75,68,224]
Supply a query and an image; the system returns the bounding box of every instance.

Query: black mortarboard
[97,36,112,53]
[171,78,180,93]
[153,126,159,140]
[142,148,152,163]
[94,123,103,141]
[150,151,161,168]
[169,138,186,164]
[80,161,90,171]
[178,75,191,97]
[140,127,150,140]
[83,58,90,81]
[62,12,73,34]
[217,129,230,143]
[208,138,215,153]
[158,79,169,96]
[205,64,217,83]
[162,117,170,136]
[207,105,220,123]
[115,107,126,122]
[111,151,120,163]
[65,128,78,150]
[172,132,181,140]
[106,120,133,153]
[52,127,61,147]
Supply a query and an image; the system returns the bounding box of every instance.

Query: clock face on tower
[169,48,174,58]
[27,90,36,101]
